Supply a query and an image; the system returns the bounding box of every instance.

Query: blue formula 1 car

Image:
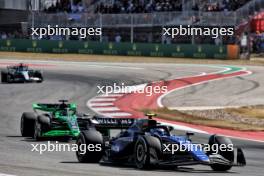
[76,114,246,171]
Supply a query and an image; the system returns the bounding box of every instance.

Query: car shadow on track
[6,136,41,143]
[61,161,98,165]
[60,161,237,174]
[6,135,22,138]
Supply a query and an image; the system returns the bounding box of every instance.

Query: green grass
[143,108,264,131]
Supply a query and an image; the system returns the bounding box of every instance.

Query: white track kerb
[0,173,17,176]
[157,66,252,108]
[87,65,252,134]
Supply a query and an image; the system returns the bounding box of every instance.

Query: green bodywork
[33,103,80,138]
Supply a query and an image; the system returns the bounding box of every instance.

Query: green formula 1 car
[20,100,88,141]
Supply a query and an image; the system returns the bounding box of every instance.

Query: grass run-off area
[144,106,264,131]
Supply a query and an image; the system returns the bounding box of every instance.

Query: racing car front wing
[158,148,246,167]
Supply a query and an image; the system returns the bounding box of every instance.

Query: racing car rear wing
[86,116,135,129]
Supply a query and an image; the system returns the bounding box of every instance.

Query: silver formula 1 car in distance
[1,63,43,83]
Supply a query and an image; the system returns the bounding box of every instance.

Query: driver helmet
[61,109,68,116]
[151,128,166,136]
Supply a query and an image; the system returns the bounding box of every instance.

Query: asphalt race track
[0,59,263,176]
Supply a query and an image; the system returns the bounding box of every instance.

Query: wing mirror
[186,132,194,139]
[145,113,157,119]
[168,126,174,132]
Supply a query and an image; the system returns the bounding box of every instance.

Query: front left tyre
[20,112,37,137]
[1,71,7,83]
[134,135,161,169]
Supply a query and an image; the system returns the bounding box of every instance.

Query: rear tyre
[20,112,37,137]
[208,135,234,171]
[38,115,50,128]
[134,136,161,169]
[76,129,104,163]
[6,74,12,83]
[33,120,42,141]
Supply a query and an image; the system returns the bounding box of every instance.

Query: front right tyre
[33,120,42,141]
[34,71,43,83]
[208,135,234,171]
[76,129,104,163]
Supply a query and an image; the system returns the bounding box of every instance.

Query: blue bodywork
[163,135,210,163]
[77,116,246,170]
[103,118,212,165]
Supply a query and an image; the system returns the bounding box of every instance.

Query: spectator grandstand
[193,0,251,12]
[93,0,252,14]
[0,0,263,54]
[43,0,84,13]
[39,0,253,14]
[95,0,182,14]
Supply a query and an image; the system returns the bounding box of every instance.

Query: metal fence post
[100,13,102,42]
[31,11,34,39]
[130,14,134,43]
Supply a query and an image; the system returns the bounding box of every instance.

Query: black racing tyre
[38,115,50,128]
[76,129,104,163]
[6,74,12,83]
[33,120,42,141]
[1,71,7,83]
[208,135,234,171]
[36,76,43,83]
[37,79,43,83]
[134,135,161,169]
[20,112,37,137]
[35,71,43,83]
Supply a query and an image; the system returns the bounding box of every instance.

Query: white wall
[0,0,27,10]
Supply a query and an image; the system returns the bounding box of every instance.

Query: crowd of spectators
[41,0,253,14]
[95,0,182,14]
[0,30,25,39]
[252,31,264,53]
[44,0,84,13]
[94,0,252,14]
[193,0,251,12]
